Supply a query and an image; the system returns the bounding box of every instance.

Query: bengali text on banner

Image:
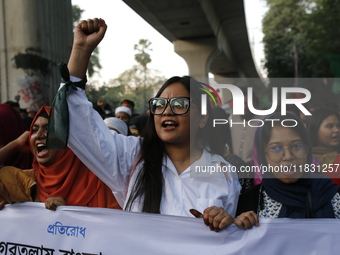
[0,202,339,255]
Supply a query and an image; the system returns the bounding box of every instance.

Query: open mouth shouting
[30,113,59,166]
[36,143,49,157]
[162,120,179,130]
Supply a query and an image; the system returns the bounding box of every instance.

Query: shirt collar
[162,149,226,175]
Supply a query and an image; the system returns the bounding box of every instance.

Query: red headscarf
[31,106,120,209]
[0,104,33,169]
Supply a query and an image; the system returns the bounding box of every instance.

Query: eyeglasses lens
[267,144,308,162]
[150,98,190,115]
[171,98,189,114]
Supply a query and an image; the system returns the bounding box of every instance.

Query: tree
[262,0,307,78]
[87,47,102,78]
[134,39,152,68]
[71,5,102,78]
[303,0,340,77]
[85,84,110,105]
[262,0,340,78]
[85,39,165,114]
[134,39,152,110]
[72,5,83,28]
[103,65,165,114]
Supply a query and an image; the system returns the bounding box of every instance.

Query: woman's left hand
[190,206,234,232]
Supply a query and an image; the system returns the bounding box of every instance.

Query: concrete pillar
[0,0,73,111]
[174,38,217,81]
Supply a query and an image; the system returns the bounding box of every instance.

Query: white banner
[0,202,339,255]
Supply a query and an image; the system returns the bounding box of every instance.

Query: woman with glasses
[234,113,340,230]
[54,18,241,231]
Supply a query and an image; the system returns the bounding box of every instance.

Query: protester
[128,115,148,137]
[51,18,241,232]
[0,106,121,211]
[104,117,128,136]
[27,110,37,119]
[4,101,33,130]
[103,103,114,117]
[307,107,340,166]
[234,113,340,230]
[121,99,139,118]
[115,106,131,124]
[93,102,106,119]
[19,108,34,130]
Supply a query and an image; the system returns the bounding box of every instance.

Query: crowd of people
[93,98,149,137]
[1,18,340,232]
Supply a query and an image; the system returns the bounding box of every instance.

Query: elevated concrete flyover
[123,0,265,99]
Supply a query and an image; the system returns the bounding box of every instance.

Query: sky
[71,0,268,85]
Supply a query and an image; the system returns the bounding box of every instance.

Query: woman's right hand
[233,211,259,230]
[73,18,107,54]
[68,18,107,79]
[190,207,234,232]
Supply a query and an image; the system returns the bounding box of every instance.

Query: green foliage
[303,0,340,77]
[86,38,165,114]
[86,84,110,104]
[134,39,152,68]
[72,5,84,26]
[262,0,340,78]
[107,65,165,113]
[86,65,165,114]
[133,39,154,111]
[87,47,102,78]
[262,0,307,77]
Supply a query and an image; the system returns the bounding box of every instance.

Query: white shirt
[64,79,241,217]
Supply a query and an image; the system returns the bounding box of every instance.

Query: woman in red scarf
[0,106,120,210]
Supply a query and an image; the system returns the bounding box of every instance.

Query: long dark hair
[125,76,221,213]
[307,107,340,149]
